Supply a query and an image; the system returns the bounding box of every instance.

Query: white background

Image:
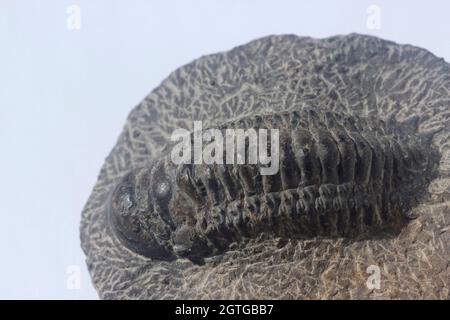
[0,0,449,299]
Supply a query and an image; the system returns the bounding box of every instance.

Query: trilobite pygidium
[108,109,440,264]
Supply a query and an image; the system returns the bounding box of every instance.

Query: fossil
[81,34,450,299]
[108,108,440,264]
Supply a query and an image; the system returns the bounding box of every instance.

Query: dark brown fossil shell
[108,108,440,264]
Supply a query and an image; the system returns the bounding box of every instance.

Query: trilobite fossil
[108,108,440,264]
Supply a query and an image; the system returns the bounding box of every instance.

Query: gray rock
[80,34,450,299]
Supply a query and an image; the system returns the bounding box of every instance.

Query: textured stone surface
[80,34,450,299]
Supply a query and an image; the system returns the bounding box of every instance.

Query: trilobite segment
[171,109,438,255]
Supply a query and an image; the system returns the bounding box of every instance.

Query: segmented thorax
[108,109,440,264]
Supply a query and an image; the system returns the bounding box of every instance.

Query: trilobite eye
[115,186,135,212]
[121,193,134,209]
[154,179,171,199]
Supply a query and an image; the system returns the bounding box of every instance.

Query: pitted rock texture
[81,34,450,299]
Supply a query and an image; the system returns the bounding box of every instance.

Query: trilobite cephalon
[108,108,440,264]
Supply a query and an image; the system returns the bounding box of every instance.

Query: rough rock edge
[81,34,450,299]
